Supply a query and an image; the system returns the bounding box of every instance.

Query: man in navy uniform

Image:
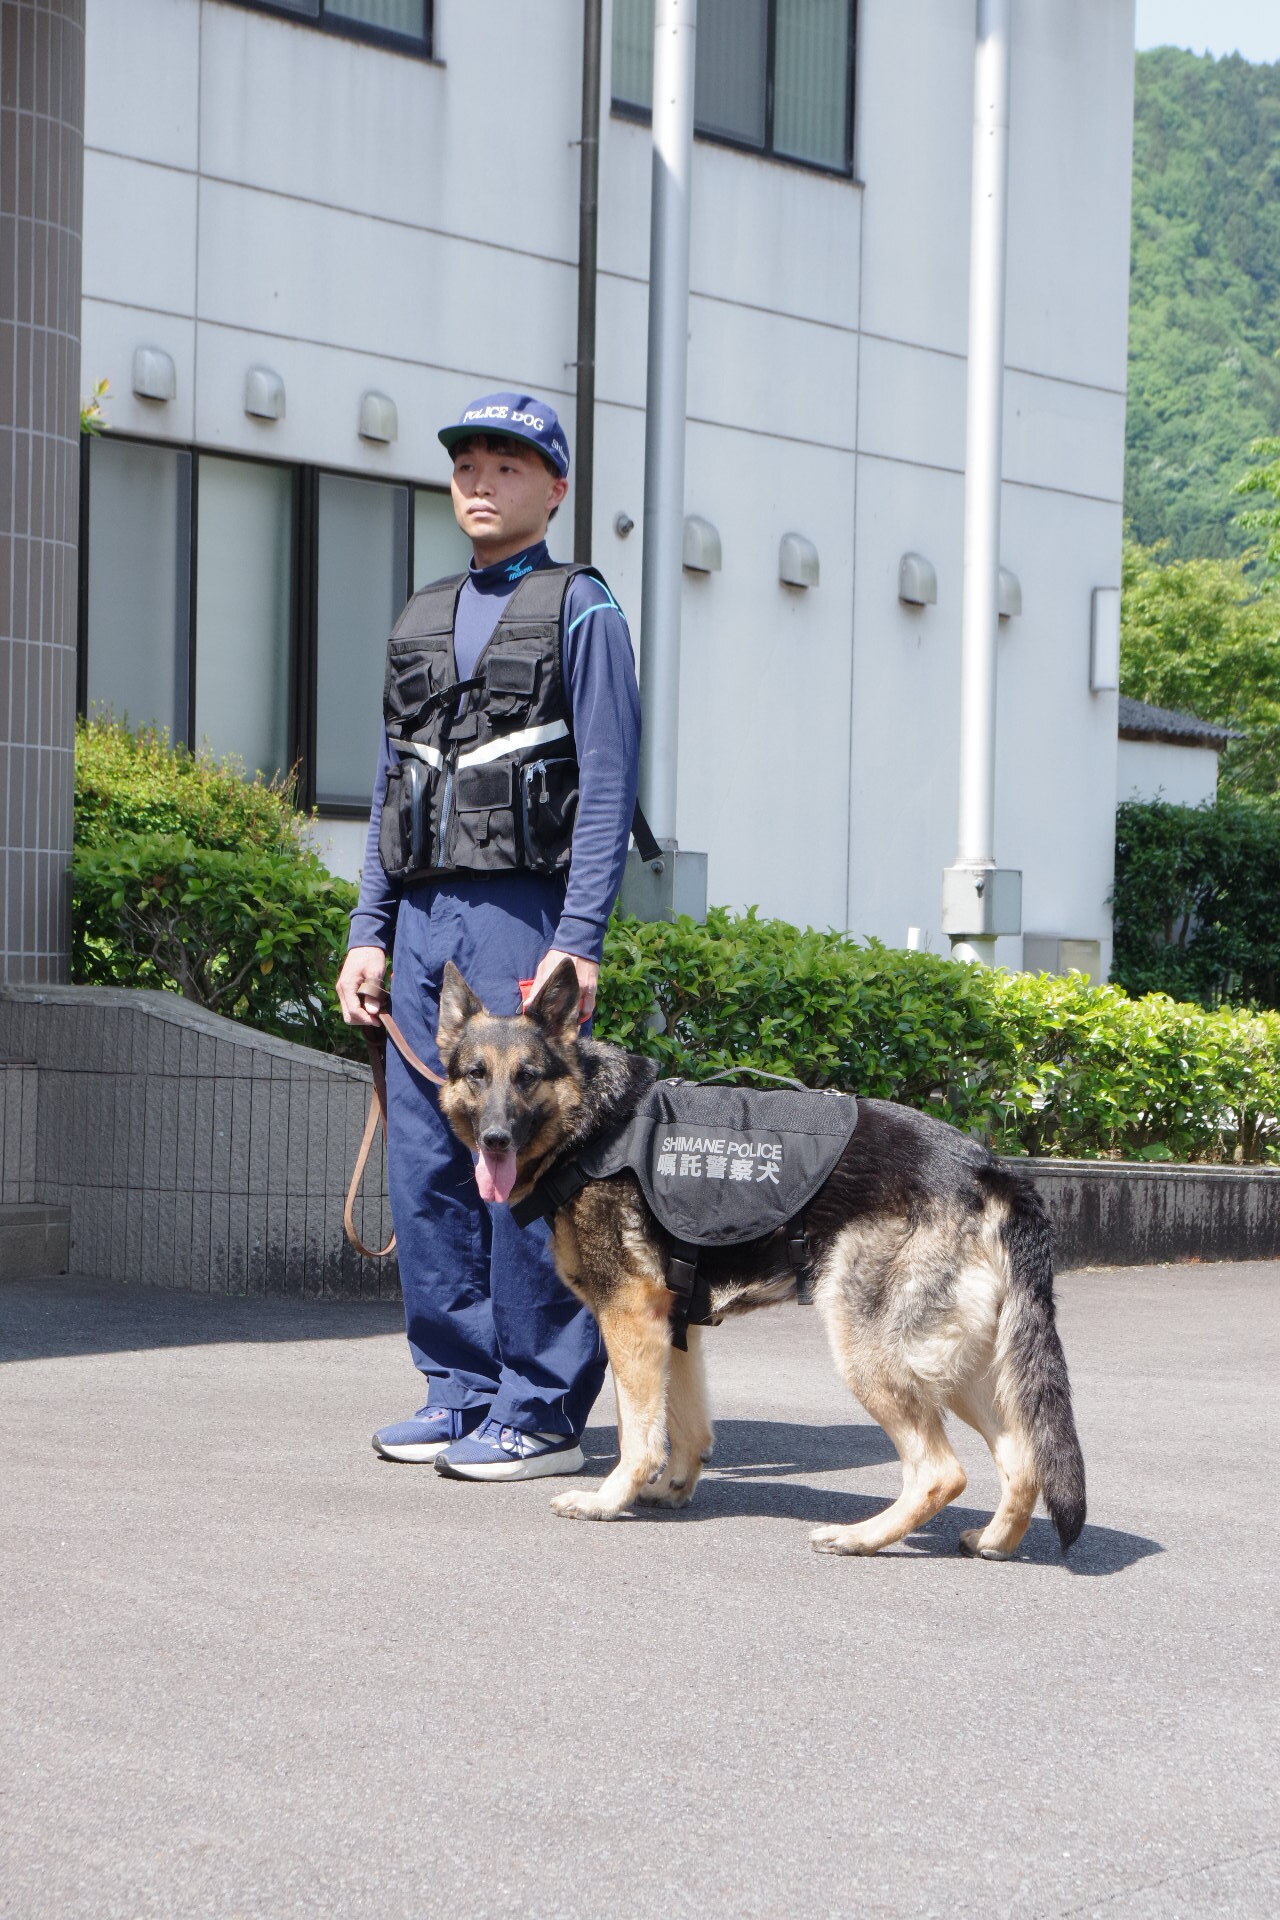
[336,393,640,1481]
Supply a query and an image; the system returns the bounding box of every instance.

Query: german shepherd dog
[436,958,1086,1559]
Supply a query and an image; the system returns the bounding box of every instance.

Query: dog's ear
[525,957,581,1045]
[436,962,485,1067]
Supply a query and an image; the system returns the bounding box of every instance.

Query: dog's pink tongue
[475,1149,518,1205]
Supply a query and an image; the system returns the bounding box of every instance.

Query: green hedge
[72,720,359,1055]
[72,723,1280,1159]
[1112,797,1280,1009]
[598,910,1280,1164]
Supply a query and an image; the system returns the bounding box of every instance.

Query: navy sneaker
[372,1403,486,1464]
[433,1417,586,1482]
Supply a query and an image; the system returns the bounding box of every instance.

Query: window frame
[77,433,457,819]
[611,0,859,181]
[222,0,436,62]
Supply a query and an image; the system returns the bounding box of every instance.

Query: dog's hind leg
[811,1372,967,1556]
[637,1325,713,1507]
[552,1283,672,1521]
[950,1381,1039,1560]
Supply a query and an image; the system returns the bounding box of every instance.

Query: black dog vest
[513,1076,859,1346]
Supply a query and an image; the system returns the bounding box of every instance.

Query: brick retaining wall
[0,986,397,1297]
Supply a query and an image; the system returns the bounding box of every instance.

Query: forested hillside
[1126,47,1280,557]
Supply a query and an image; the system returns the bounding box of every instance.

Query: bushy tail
[996,1179,1087,1552]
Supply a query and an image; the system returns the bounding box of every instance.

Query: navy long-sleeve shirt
[348,541,641,965]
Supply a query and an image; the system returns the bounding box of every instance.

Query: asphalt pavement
[2,1262,1277,1920]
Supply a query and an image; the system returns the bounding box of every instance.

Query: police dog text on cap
[438,392,571,477]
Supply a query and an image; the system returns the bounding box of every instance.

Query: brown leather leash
[343,996,445,1261]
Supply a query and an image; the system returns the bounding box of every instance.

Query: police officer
[336,393,641,1481]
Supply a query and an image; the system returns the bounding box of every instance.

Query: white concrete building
[77,0,1136,970]
[1117,697,1231,810]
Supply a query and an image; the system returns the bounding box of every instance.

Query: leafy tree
[1233,435,1280,570]
[1126,49,1280,557]
[1120,534,1280,800]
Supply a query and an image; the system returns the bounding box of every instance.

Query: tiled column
[0,0,83,982]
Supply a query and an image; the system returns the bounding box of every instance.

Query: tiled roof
[1117,697,1240,750]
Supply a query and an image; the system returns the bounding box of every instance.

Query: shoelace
[473,1418,521,1456]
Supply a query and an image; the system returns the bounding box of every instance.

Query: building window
[83,438,191,740]
[229,0,432,56]
[314,474,410,811]
[413,485,470,592]
[612,0,855,176]
[80,444,471,819]
[195,457,294,784]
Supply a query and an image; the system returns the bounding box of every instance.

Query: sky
[1135,0,1280,64]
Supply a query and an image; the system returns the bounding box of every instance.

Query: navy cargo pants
[384,875,607,1437]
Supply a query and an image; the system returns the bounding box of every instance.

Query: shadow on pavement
[0,1276,403,1362]
[580,1416,1163,1576]
[581,1415,898,1478]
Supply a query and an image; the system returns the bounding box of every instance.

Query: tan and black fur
[436,959,1087,1559]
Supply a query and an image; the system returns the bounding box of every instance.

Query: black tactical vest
[379,563,607,885]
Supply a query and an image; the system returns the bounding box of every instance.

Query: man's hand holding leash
[525,948,598,1021]
[337,945,388,1027]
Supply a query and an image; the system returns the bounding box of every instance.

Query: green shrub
[596,908,1280,1163]
[76,716,306,853]
[73,718,358,1055]
[1112,797,1280,1007]
[72,836,359,1054]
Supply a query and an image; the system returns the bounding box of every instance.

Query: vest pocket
[385,648,440,732]
[454,761,518,863]
[520,757,579,874]
[485,652,540,724]
[378,758,434,878]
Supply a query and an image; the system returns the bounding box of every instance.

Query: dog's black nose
[480,1126,512,1152]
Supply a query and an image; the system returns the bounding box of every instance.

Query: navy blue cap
[438,392,571,477]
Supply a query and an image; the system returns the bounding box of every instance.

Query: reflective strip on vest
[458,719,570,769]
[399,740,446,771]
[399,718,569,775]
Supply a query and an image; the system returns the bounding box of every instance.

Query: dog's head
[435,958,584,1205]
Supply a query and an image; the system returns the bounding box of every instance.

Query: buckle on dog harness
[664,1213,815,1351]
[510,1159,591,1229]
[665,1239,713,1353]
[789,1222,816,1305]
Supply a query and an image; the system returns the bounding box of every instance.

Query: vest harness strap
[511,1073,857,1349]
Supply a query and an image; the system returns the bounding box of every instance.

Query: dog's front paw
[810,1523,879,1557]
[551,1488,620,1521]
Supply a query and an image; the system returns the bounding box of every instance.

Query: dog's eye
[514,1064,543,1090]
[465,1061,489,1084]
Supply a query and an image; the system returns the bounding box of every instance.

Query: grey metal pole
[637,0,696,845]
[574,0,602,564]
[951,0,1011,964]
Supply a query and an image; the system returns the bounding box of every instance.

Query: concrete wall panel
[993,484,1120,969]
[82,150,198,318]
[1118,739,1219,810]
[856,335,966,476]
[674,424,856,932]
[855,0,974,357]
[84,0,199,172]
[1003,371,1127,504]
[846,454,966,948]
[1004,0,1136,394]
[195,177,577,400]
[199,0,579,263]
